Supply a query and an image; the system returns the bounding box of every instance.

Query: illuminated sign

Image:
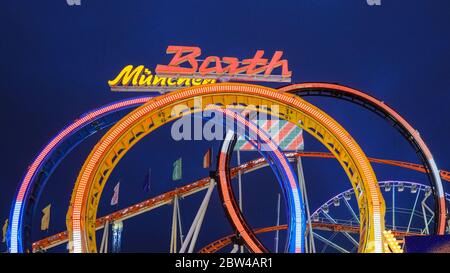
[156,46,292,83]
[109,45,291,93]
[108,65,216,93]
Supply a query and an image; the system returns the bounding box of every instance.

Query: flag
[41,204,51,231]
[143,168,151,193]
[2,219,8,243]
[203,148,212,169]
[111,181,120,206]
[172,157,182,181]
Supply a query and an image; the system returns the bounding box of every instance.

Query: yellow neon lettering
[167,78,177,86]
[109,66,215,88]
[108,65,144,87]
[152,75,167,86]
[192,78,203,86]
[139,69,153,86]
[177,78,191,86]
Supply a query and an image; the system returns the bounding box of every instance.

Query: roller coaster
[6,82,449,253]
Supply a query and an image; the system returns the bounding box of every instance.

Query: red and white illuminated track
[9,97,153,253]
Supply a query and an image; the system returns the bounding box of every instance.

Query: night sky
[1,0,449,253]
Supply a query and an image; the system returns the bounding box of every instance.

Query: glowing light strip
[217,110,304,252]
[280,82,445,235]
[220,132,260,252]
[9,97,152,253]
[69,84,383,253]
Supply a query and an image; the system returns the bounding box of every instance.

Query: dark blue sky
[1,0,449,252]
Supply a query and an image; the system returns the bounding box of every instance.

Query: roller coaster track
[33,151,449,252]
[8,96,155,253]
[67,83,386,253]
[281,83,447,234]
[215,116,304,253]
[197,224,422,253]
[12,82,446,253]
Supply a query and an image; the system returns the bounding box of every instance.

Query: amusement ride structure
[6,82,450,254]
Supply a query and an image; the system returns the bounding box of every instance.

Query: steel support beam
[179,179,215,253]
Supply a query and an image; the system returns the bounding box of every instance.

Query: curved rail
[66,83,385,253]
[280,83,447,234]
[8,96,154,253]
[13,82,447,252]
[216,127,303,253]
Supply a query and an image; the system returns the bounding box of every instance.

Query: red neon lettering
[242,50,268,75]
[156,46,291,78]
[222,57,243,74]
[155,46,201,74]
[199,56,223,75]
[265,51,292,77]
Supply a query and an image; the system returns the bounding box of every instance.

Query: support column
[170,195,179,253]
[179,179,215,253]
[99,221,109,253]
[297,156,315,253]
[177,196,184,246]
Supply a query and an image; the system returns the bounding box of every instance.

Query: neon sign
[109,45,291,93]
[108,65,216,92]
[156,46,292,82]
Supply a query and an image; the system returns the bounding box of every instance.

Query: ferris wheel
[310,181,450,253]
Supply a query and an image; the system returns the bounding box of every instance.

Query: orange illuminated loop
[67,83,385,253]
